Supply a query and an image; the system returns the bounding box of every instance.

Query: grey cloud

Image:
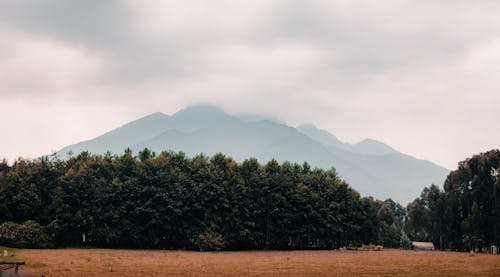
[0,0,189,85]
[0,0,130,47]
[2,0,498,88]
[260,1,500,77]
[1,0,500,168]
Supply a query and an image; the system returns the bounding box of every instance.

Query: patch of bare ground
[14,248,500,276]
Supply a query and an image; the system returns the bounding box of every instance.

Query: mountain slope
[57,112,171,156]
[351,139,397,155]
[297,124,397,155]
[297,124,347,149]
[56,105,449,203]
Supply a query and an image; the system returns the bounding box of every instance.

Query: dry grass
[10,248,500,276]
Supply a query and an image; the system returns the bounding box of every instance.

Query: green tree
[400,230,411,249]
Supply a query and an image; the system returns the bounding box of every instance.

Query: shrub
[195,229,225,251]
[0,220,54,248]
[399,230,411,249]
[462,234,484,251]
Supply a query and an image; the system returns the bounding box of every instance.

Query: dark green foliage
[400,230,411,249]
[0,149,406,249]
[0,220,53,248]
[406,150,500,251]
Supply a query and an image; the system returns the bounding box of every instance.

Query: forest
[0,149,498,251]
[406,150,500,250]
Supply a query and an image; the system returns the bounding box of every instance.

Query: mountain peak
[170,105,237,132]
[140,111,169,120]
[238,114,285,125]
[173,105,225,116]
[297,123,344,147]
[352,138,397,155]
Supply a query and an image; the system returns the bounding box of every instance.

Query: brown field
[10,248,500,276]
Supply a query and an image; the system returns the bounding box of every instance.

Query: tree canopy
[0,150,405,249]
[405,150,500,250]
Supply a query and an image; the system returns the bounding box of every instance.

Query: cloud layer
[1,0,500,169]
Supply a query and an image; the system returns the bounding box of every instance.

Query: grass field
[6,248,500,276]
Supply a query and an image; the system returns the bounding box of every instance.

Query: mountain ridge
[56,105,449,203]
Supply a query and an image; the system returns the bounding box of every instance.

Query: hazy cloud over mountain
[1,0,499,169]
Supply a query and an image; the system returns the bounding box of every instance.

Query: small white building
[411,241,435,251]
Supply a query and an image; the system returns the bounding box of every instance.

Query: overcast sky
[1,0,499,170]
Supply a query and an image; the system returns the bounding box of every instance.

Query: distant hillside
[56,105,449,203]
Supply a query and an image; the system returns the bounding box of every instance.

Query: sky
[0,0,499,170]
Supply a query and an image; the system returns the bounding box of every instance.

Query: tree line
[2,149,498,250]
[405,150,500,251]
[0,149,406,250]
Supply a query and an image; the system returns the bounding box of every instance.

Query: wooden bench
[0,260,26,274]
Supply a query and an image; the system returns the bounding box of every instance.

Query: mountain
[296,124,347,149]
[56,105,449,203]
[297,124,397,155]
[58,112,171,156]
